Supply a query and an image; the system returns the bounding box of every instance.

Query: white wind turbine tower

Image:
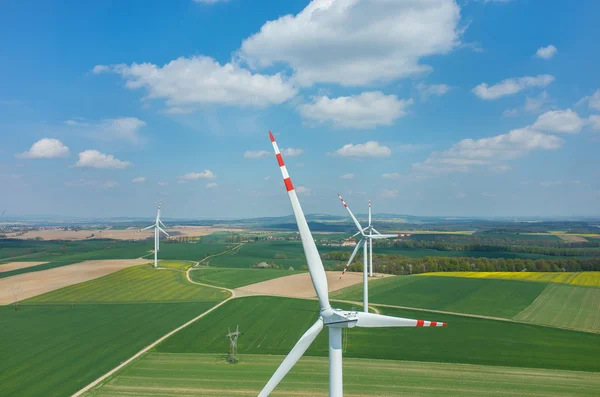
[337,195,410,312]
[139,202,169,268]
[259,131,446,397]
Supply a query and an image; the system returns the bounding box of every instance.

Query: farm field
[156,296,600,372]
[0,302,219,397]
[423,271,600,287]
[332,276,546,318]
[26,264,229,304]
[84,353,600,397]
[515,284,600,332]
[189,267,296,288]
[157,260,195,270]
[155,242,234,261]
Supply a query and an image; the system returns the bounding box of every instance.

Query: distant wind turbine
[138,203,169,268]
[337,195,410,311]
[258,131,446,397]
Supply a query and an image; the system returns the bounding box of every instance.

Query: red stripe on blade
[276,153,285,167]
[442,322,448,327]
[430,322,437,327]
[269,130,275,142]
[284,178,294,192]
[416,320,424,327]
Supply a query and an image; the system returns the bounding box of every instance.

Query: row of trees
[324,251,600,275]
[379,239,600,257]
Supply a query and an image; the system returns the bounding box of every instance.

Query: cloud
[540,180,580,187]
[300,92,412,129]
[165,107,194,115]
[158,181,168,186]
[413,122,564,174]
[239,0,462,87]
[382,189,399,198]
[244,150,270,159]
[65,117,146,143]
[334,141,392,158]
[340,173,354,179]
[179,170,216,182]
[503,91,551,117]
[416,83,451,100]
[91,65,110,74]
[588,115,600,131]
[96,56,297,109]
[264,176,271,181]
[455,192,466,199]
[490,164,511,173]
[535,45,557,59]
[65,179,118,188]
[132,177,146,183]
[576,89,600,111]
[75,150,132,169]
[532,109,584,133]
[382,172,401,179]
[206,182,218,188]
[502,108,519,118]
[16,138,70,159]
[472,74,554,100]
[281,148,304,157]
[295,186,311,195]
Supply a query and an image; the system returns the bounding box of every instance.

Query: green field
[157,260,195,270]
[0,303,219,397]
[156,242,234,261]
[515,284,600,332]
[472,232,562,241]
[422,271,600,287]
[156,296,600,372]
[26,265,229,303]
[332,276,546,318]
[189,267,297,288]
[84,353,600,397]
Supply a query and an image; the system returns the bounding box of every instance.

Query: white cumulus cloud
[576,89,600,111]
[239,0,462,87]
[588,115,600,131]
[295,186,311,195]
[95,56,297,109]
[472,74,555,100]
[281,148,304,157]
[179,170,216,182]
[535,45,557,59]
[132,177,146,183]
[75,150,132,169]
[16,138,70,159]
[382,189,399,198]
[532,109,585,134]
[340,173,354,179]
[382,173,402,179]
[334,141,392,158]
[300,92,412,129]
[206,182,218,188]
[65,117,146,143]
[244,150,270,159]
[416,83,451,100]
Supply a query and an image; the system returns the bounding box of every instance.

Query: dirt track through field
[0,259,149,304]
[237,271,365,298]
[0,261,47,273]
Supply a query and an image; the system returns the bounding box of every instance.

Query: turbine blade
[258,318,324,397]
[368,199,372,227]
[355,312,447,328]
[371,227,382,235]
[269,131,330,310]
[340,239,365,278]
[139,225,154,232]
[337,194,364,234]
[371,233,411,239]
[158,227,169,237]
[351,230,362,238]
[159,219,167,229]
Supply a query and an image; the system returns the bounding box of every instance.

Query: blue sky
[1,0,599,219]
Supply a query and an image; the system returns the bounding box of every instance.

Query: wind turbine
[259,131,446,397]
[139,202,169,268]
[337,195,411,312]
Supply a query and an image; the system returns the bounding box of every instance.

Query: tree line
[324,251,600,275]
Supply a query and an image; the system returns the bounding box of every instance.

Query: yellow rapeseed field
[420,271,600,287]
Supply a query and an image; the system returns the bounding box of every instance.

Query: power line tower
[226,325,242,364]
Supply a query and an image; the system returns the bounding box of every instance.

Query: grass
[0,303,219,397]
[422,271,600,287]
[189,267,298,288]
[158,260,195,270]
[156,296,600,372]
[84,353,600,397]
[332,276,546,318]
[25,265,230,304]
[156,242,234,261]
[515,284,600,332]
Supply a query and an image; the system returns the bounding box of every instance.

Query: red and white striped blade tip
[269,130,275,142]
[416,320,448,327]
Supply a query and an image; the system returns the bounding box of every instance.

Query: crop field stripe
[83,353,600,397]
